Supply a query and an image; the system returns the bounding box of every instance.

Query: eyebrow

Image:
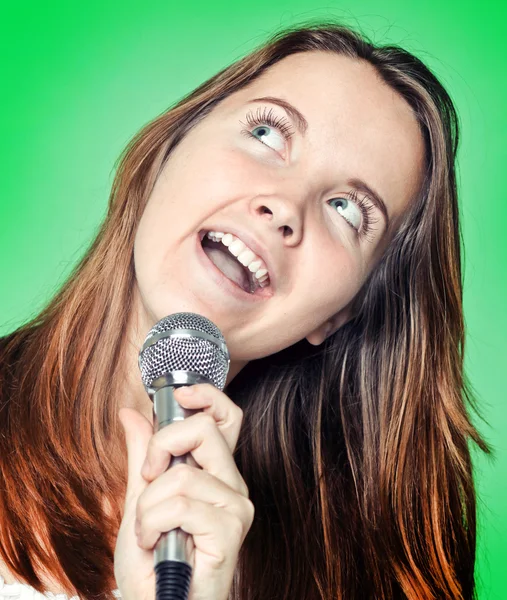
[248,95,390,230]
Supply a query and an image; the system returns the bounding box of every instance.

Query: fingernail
[176,386,193,396]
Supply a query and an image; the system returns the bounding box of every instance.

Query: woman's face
[134,51,425,382]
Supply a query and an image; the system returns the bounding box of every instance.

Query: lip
[196,233,274,301]
[198,226,276,292]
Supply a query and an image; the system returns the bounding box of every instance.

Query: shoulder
[0,574,47,599]
[0,574,122,599]
[0,560,17,586]
[0,562,72,599]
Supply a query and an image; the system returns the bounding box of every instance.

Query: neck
[118,288,155,423]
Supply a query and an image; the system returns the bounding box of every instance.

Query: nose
[251,195,304,246]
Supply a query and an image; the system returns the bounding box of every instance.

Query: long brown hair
[0,20,491,600]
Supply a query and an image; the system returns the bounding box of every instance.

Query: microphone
[138,312,230,600]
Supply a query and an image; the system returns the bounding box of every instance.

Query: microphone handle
[152,385,200,600]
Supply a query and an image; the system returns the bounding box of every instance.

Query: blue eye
[249,124,286,153]
[328,191,379,242]
[240,106,379,243]
[240,106,295,154]
[252,125,270,138]
[329,197,362,230]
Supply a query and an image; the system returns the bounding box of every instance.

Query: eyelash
[241,106,296,140]
[330,190,379,242]
[239,106,379,242]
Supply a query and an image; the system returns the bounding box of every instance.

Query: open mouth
[197,231,273,299]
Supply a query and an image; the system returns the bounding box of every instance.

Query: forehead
[222,51,426,230]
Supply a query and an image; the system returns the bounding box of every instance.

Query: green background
[0,1,505,596]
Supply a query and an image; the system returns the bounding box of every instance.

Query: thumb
[119,407,154,501]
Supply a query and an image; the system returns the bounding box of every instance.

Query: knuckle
[239,480,250,499]
[171,463,194,489]
[136,494,148,519]
[244,498,255,523]
[143,508,157,531]
[229,497,254,534]
[198,412,216,430]
[211,549,227,568]
[233,405,244,423]
[230,514,245,540]
[172,495,190,514]
[148,433,164,455]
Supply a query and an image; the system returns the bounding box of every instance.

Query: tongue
[202,245,250,292]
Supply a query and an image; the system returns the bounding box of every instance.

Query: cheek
[133,194,180,302]
[133,211,159,298]
[131,144,264,298]
[162,145,261,220]
[195,147,268,202]
[301,245,363,313]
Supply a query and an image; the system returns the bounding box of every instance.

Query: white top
[0,576,121,600]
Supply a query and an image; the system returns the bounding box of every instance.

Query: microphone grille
[138,313,230,390]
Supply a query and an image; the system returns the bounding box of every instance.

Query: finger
[173,383,243,453]
[136,463,250,529]
[142,412,247,496]
[136,495,255,559]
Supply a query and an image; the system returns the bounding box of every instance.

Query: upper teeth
[205,231,270,286]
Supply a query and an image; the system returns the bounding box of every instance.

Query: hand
[114,384,254,600]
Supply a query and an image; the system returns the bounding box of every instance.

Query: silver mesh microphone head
[138,313,230,394]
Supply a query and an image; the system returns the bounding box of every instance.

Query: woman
[0,20,490,600]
